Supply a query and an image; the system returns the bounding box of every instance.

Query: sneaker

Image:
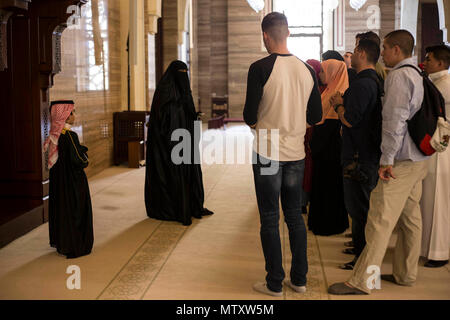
[252,281,282,297]
[284,279,306,293]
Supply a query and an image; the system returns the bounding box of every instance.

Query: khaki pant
[348,159,429,294]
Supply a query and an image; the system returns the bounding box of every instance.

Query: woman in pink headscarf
[44,100,93,259]
[306,59,326,93]
[301,59,326,215]
[308,60,349,236]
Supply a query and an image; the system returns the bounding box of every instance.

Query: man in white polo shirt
[243,12,322,297]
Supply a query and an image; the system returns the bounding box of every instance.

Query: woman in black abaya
[145,61,213,226]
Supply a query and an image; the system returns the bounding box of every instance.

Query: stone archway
[400,0,449,45]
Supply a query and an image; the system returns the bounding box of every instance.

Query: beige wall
[162,0,179,72]
[227,0,266,118]
[50,0,122,178]
[344,0,380,52]
[193,0,229,119]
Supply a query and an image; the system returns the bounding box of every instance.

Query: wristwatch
[334,104,344,113]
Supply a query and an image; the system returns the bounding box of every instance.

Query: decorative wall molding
[147,0,161,35]
[0,10,13,71]
[0,0,31,71]
[52,24,67,75]
[437,0,450,44]
[334,0,345,51]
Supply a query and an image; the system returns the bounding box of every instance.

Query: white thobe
[420,69,450,261]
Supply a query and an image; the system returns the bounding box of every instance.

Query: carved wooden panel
[0,0,87,246]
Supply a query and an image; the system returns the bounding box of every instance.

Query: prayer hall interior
[0,0,449,300]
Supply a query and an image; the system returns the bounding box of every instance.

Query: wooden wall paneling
[344,0,380,53]
[420,3,444,62]
[0,0,87,248]
[380,0,396,41]
[162,0,178,72]
[227,0,266,118]
[198,0,211,119]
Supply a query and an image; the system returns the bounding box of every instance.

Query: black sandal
[339,260,355,270]
[344,241,354,247]
[342,248,356,255]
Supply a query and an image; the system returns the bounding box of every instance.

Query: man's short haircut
[426,44,450,68]
[261,12,289,42]
[356,39,380,65]
[384,30,415,57]
[356,31,381,46]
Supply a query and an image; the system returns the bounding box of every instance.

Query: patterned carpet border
[283,216,330,300]
[97,222,188,300]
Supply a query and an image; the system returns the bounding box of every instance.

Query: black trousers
[342,163,379,257]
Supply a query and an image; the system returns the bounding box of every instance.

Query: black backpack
[397,65,447,156]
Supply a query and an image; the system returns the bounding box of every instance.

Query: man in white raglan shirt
[243,12,322,297]
[420,44,450,268]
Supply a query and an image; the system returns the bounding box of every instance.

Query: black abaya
[308,119,349,235]
[49,130,93,258]
[145,61,213,226]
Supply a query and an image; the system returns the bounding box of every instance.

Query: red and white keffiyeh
[43,101,74,169]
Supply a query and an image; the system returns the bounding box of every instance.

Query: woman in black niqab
[145,60,213,226]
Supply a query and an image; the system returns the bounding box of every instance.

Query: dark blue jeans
[342,162,379,257]
[252,153,308,292]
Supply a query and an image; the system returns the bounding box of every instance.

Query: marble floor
[0,125,449,300]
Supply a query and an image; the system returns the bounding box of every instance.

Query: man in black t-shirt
[329,40,383,271]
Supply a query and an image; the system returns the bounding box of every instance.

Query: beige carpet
[0,125,448,300]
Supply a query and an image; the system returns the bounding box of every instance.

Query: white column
[437,0,450,44]
[400,0,419,43]
[120,0,130,110]
[147,0,161,35]
[129,0,146,111]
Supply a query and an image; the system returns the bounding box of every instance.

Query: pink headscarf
[306,59,321,80]
[43,101,74,169]
[317,60,349,125]
[307,59,326,94]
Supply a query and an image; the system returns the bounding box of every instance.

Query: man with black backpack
[329,39,383,271]
[329,30,431,295]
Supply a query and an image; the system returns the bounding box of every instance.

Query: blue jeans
[343,162,379,257]
[252,153,308,292]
